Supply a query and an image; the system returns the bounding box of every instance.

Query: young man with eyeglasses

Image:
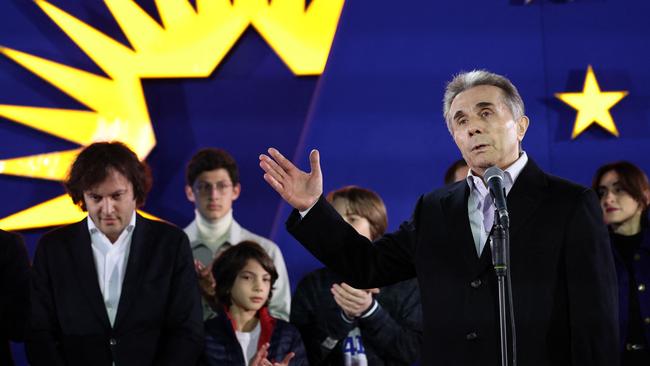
[184,148,291,321]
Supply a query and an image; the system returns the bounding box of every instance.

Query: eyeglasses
[194,181,233,196]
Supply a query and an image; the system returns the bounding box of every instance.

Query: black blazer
[288,159,619,366]
[0,229,30,366]
[26,214,204,366]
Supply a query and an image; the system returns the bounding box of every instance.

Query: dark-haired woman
[201,241,307,366]
[594,161,650,366]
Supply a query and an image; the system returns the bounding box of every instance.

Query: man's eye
[480,110,492,118]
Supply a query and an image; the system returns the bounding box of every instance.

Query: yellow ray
[252,0,345,74]
[1,47,119,113]
[0,149,81,181]
[36,0,134,78]
[0,195,85,231]
[155,0,197,30]
[0,105,99,145]
[105,0,165,52]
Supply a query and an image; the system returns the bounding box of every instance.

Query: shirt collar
[466,151,529,197]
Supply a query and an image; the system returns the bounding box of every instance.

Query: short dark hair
[326,186,388,241]
[64,141,152,211]
[592,161,650,212]
[186,148,239,186]
[444,159,468,185]
[211,241,278,308]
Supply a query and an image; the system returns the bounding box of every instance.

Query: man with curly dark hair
[26,141,203,366]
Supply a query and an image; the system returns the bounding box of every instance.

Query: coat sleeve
[357,280,423,364]
[25,238,66,366]
[287,195,420,288]
[0,232,30,342]
[154,232,204,366]
[564,189,619,365]
[290,271,356,365]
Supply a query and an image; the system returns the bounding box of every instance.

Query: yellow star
[555,65,628,139]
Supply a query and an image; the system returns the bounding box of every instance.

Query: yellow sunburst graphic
[0,0,344,230]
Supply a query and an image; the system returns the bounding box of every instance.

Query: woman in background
[593,161,650,366]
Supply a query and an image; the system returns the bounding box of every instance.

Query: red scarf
[224,306,277,350]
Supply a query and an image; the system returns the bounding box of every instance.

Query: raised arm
[259,148,322,211]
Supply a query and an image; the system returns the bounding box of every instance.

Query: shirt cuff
[340,311,356,323]
[299,200,318,218]
[340,299,378,323]
[360,299,379,318]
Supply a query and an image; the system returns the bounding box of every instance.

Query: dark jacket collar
[442,158,548,273]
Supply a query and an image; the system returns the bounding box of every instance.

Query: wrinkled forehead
[450,85,508,114]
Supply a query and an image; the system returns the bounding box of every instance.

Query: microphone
[484,166,509,228]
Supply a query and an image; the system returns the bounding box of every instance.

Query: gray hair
[442,70,525,132]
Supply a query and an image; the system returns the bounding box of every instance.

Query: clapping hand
[331,282,380,318]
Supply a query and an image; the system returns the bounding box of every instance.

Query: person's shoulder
[39,219,86,243]
[143,216,184,233]
[0,228,22,244]
[236,223,280,250]
[544,172,591,199]
[139,216,189,245]
[273,317,301,336]
[420,180,466,205]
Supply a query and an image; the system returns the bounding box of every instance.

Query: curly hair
[64,141,152,211]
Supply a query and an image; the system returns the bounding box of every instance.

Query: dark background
[2,0,650,364]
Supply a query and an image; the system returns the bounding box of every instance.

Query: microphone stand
[491,211,512,366]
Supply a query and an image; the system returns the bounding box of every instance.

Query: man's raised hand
[259,148,323,211]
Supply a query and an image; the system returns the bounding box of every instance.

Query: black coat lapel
[477,158,548,274]
[442,181,480,270]
[506,158,547,240]
[114,214,153,329]
[68,218,111,329]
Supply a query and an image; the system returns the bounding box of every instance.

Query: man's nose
[467,117,482,136]
[103,198,116,214]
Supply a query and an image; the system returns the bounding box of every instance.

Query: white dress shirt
[466,152,528,255]
[87,211,136,326]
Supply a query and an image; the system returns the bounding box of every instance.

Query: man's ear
[185,185,196,203]
[517,115,530,142]
[232,183,241,201]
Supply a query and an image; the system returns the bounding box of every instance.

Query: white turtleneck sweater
[194,208,233,255]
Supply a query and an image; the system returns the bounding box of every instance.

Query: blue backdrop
[2,0,650,364]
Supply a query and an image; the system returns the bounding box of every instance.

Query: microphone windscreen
[484,166,505,185]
